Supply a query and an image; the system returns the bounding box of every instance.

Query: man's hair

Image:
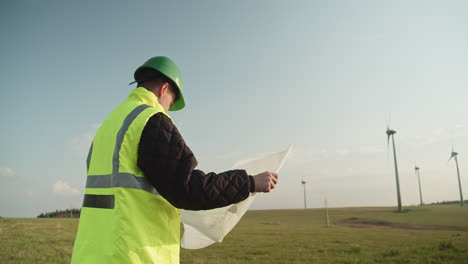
[136,68,179,99]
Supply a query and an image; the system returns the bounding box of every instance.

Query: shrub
[438,241,456,251]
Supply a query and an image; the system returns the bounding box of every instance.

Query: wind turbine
[414,165,423,206]
[386,126,403,212]
[449,146,464,206]
[301,177,307,209]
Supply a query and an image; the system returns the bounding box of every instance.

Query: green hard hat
[133,56,185,111]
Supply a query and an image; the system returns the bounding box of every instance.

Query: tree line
[37,208,81,218]
[427,200,468,206]
[34,200,466,218]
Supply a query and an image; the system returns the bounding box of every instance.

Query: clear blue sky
[1,0,467,217]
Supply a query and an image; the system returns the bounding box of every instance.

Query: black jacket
[137,113,255,210]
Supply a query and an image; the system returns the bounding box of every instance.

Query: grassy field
[1,205,467,263]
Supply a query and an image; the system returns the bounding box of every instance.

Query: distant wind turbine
[414,165,423,206]
[386,126,403,212]
[301,178,307,209]
[449,146,464,206]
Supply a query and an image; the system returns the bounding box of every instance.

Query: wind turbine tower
[449,147,464,206]
[301,178,307,209]
[414,166,423,206]
[386,127,403,212]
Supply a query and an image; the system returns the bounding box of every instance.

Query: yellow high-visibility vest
[71,87,180,264]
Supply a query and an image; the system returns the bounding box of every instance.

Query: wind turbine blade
[385,112,391,161]
[386,113,391,129]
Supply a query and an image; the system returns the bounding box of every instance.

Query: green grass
[0,218,77,264]
[1,205,467,263]
[181,205,468,264]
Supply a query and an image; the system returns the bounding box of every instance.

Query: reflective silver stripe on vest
[113,104,150,175]
[86,141,93,172]
[85,104,159,195]
[86,173,159,194]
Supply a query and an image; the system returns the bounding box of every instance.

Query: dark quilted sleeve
[137,113,254,210]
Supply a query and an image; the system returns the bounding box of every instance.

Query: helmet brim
[169,89,185,111]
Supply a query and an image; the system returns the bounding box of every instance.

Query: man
[71,56,278,263]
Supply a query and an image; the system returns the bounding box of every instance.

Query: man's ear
[156,83,169,98]
[160,83,170,97]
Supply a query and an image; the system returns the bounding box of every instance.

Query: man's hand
[252,172,278,193]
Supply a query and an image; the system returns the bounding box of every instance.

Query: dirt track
[335,217,468,232]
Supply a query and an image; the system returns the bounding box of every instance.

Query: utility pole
[387,128,403,212]
[302,178,307,209]
[415,166,423,206]
[450,149,464,206]
[325,198,330,227]
[454,155,464,206]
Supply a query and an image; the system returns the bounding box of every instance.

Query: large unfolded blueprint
[180,146,292,249]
